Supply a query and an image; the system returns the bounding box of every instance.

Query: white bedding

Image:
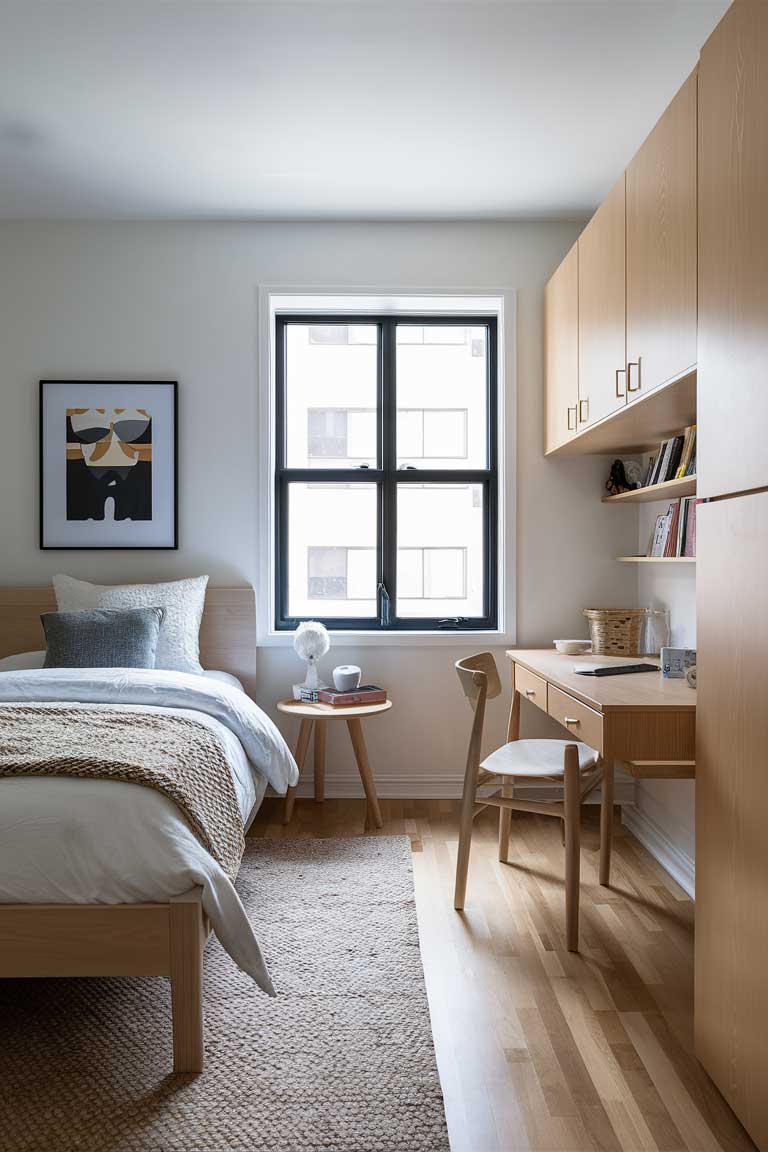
[0,668,299,996]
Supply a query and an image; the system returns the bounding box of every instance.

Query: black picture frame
[39,380,178,550]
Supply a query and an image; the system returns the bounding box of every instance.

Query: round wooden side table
[276,698,392,828]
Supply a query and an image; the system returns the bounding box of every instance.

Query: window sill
[258,629,514,648]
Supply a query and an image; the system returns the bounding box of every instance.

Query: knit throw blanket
[0,703,244,880]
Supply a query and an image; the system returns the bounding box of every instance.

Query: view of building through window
[278,317,496,628]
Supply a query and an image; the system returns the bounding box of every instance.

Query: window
[275,315,498,631]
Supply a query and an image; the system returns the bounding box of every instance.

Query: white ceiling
[0,0,729,221]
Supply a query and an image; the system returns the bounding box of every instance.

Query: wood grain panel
[512,663,548,714]
[0,904,171,977]
[698,0,768,500]
[545,242,579,453]
[547,684,603,753]
[626,69,697,399]
[695,491,768,1150]
[578,174,626,429]
[0,585,256,692]
[604,709,695,763]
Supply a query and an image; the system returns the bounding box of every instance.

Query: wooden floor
[250,799,755,1152]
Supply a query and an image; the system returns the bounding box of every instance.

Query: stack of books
[646,496,701,557]
[643,425,696,488]
[316,685,388,707]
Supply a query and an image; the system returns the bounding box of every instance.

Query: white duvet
[0,668,299,996]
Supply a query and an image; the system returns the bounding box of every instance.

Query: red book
[317,685,387,707]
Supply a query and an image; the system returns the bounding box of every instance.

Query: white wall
[0,220,639,795]
[623,497,696,894]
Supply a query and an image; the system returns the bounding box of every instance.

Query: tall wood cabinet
[576,175,626,430]
[695,4,768,1148]
[544,243,578,453]
[696,492,768,1150]
[697,0,768,500]
[626,70,697,402]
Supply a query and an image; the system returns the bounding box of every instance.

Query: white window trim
[256,286,516,647]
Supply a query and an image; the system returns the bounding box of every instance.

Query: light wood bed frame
[0,585,256,1074]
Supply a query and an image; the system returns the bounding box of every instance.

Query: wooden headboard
[0,586,257,694]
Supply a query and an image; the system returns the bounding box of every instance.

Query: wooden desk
[506,650,696,883]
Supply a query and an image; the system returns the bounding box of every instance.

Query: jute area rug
[0,837,449,1152]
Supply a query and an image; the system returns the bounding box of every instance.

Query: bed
[0,585,296,1074]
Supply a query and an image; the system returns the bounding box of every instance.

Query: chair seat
[481,738,599,778]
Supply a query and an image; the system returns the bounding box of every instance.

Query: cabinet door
[577,175,626,429]
[544,243,579,453]
[698,0,768,499]
[626,69,697,401]
[696,490,768,1150]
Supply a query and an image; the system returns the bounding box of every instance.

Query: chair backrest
[455,653,502,790]
[455,652,502,709]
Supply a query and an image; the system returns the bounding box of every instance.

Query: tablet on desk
[574,663,659,677]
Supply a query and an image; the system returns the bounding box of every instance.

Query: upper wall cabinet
[698,0,768,500]
[626,70,698,402]
[577,175,626,431]
[544,243,579,453]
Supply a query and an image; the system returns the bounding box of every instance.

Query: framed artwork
[39,380,178,550]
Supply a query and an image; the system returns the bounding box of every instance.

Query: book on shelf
[316,685,388,707]
[644,428,695,489]
[646,496,701,557]
[675,425,697,478]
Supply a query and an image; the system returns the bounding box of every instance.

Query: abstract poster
[40,381,177,549]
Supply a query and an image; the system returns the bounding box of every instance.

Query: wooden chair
[454,652,605,951]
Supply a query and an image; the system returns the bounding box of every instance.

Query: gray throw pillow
[41,608,165,669]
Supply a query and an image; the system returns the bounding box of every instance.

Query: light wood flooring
[250,799,755,1152]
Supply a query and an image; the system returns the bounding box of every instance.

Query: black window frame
[274,313,499,632]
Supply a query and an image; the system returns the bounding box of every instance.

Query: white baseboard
[623,805,695,898]
[293,774,637,804]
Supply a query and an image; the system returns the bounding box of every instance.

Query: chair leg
[454,775,477,910]
[563,745,581,952]
[498,778,513,863]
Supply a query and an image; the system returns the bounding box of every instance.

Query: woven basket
[583,608,646,656]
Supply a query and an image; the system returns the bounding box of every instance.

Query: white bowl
[554,639,592,655]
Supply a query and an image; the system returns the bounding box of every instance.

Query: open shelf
[547,368,696,457]
[617,556,696,564]
[603,475,697,504]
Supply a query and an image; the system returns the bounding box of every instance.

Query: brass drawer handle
[627,358,642,392]
[563,716,580,726]
[567,406,577,431]
[616,368,626,398]
[578,398,589,423]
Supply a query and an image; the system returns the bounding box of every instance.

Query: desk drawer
[514,664,548,713]
[548,685,603,753]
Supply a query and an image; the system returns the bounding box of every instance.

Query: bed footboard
[0,886,209,1074]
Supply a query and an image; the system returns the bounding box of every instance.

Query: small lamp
[292,621,330,700]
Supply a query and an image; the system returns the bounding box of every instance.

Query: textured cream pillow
[53,574,208,674]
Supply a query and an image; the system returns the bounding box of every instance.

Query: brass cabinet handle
[563,716,580,726]
[627,358,642,392]
[567,406,577,431]
[616,368,626,398]
[578,398,589,423]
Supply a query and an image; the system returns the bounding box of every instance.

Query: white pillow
[0,650,46,672]
[53,574,209,675]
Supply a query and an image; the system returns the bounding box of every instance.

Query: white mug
[333,664,361,691]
